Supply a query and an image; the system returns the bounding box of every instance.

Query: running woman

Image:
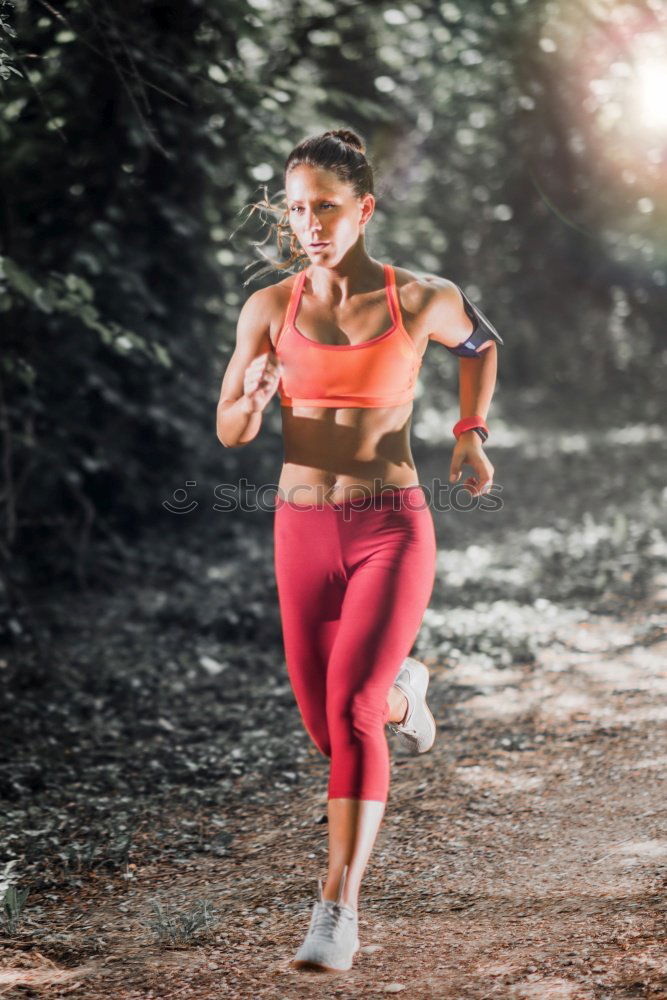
[217,129,502,972]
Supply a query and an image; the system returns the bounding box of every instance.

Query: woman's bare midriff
[269,266,433,506]
[277,400,420,506]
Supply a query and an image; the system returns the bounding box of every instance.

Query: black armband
[445,286,504,358]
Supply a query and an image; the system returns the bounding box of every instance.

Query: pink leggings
[273,485,436,803]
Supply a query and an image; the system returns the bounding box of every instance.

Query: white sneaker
[292,865,360,972]
[387,657,436,754]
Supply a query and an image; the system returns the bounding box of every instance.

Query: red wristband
[453,415,489,440]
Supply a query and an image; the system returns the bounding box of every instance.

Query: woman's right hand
[242,350,283,413]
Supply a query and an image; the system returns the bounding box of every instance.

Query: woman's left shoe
[292,865,360,972]
[387,657,436,754]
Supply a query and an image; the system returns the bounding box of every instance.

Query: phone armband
[445,286,504,358]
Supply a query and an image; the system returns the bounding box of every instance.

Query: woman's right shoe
[292,865,360,972]
[387,656,436,754]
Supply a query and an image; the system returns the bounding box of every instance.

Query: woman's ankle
[387,684,409,724]
[322,881,358,912]
[323,890,357,912]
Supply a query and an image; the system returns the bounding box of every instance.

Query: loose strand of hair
[231,184,308,286]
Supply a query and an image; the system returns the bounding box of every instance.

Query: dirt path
[2,418,666,997]
[2,600,666,998]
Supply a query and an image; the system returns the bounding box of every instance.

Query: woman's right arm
[216,287,283,448]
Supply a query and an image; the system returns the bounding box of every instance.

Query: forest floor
[1,406,666,999]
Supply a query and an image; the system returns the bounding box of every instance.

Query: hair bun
[323,128,366,154]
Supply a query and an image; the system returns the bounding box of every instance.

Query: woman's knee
[330,688,387,742]
[306,721,331,758]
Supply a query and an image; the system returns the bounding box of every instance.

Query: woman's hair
[236,128,374,284]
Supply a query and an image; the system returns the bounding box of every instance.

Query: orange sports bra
[274,263,422,408]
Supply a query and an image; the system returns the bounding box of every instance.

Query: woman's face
[285,165,374,267]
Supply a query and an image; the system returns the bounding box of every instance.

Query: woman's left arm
[449,346,497,496]
[420,275,500,497]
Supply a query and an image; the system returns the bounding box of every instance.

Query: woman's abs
[277,402,419,506]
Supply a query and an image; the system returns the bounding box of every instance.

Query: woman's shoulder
[244,268,302,312]
[391,264,459,313]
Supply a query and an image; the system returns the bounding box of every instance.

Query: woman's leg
[273,499,346,757]
[322,684,408,910]
[274,491,433,914]
[323,489,437,910]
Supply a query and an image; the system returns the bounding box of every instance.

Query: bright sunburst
[637,57,667,129]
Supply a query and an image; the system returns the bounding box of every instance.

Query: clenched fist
[243,350,283,413]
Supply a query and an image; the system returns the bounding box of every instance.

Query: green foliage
[57,828,134,878]
[1,0,664,593]
[422,499,667,668]
[145,897,218,946]
[0,860,29,936]
[0,0,22,89]
[0,255,171,366]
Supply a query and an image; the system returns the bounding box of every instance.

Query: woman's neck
[307,246,384,302]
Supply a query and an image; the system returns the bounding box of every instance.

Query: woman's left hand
[449,432,494,496]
